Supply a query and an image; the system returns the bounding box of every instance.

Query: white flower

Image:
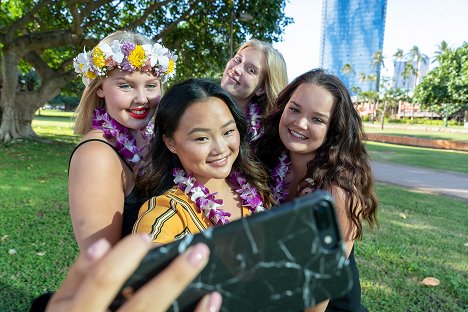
[73,51,90,74]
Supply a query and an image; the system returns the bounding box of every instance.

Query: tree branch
[4,0,54,41]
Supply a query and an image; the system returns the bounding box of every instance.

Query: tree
[341,63,354,88]
[370,50,384,93]
[0,0,291,142]
[414,42,468,127]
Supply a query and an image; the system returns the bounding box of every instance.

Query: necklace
[245,102,263,142]
[92,108,153,171]
[271,151,291,203]
[173,168,266,225]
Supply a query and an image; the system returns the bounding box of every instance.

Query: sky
[273,0,468,81]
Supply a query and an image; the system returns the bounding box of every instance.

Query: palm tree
[433,40,450,63]
[341,63,354,88]
[370,50,385,93]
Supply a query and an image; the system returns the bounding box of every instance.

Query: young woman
[257,69,378,312]
[69,30,177,251]
[133,79,274,244]
[221,39,288,142]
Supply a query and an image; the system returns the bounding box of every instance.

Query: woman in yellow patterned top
[133,79,275,245]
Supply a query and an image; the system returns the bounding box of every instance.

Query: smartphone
[110,191,353,312]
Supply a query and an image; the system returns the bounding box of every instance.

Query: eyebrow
[290,101,330,118]
[187,120,236,135]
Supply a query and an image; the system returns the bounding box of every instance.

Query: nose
[232,63,242,75]
[211,137,227,155]
[133,88,148,105]
[295,116,308,129]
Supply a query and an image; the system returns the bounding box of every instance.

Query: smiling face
[163,97,241,185]
[96,70,161,131]
[220,46,265,110]
[278,83,336,160]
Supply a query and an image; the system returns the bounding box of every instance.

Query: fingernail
[86,238,111,261]
[138,234,152,243]
[187,243,210,267]
[207,292,222,312]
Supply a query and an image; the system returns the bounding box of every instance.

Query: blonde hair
[237,39,288,115]
[74,31,156,135]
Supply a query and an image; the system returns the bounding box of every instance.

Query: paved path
[371,161,468,201]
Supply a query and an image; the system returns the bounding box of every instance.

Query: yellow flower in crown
[91,47,107,69]
[166,58,175,74]
[128,45,146,69]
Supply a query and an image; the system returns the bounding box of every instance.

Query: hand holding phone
[111,191,352,312]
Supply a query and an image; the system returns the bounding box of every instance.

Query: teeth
[290,130,307,140]
[130,109,146,115]
[209,157,227,164]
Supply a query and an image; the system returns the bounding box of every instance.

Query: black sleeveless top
[326,247,367,312]
[68,139,146,238]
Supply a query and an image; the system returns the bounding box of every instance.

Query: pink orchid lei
[92,108,153,171]
[173,168,266,225]
[245,102,263,142]
[271,151,291,204]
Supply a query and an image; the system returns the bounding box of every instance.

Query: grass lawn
[364,124,468,142]
[0,114,467,311]
[366,142,468,175]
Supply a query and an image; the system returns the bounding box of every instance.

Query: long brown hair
[257,69,378,239]
[137,78,275,208]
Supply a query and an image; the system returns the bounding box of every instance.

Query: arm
[133,193,188,245]
[69,141,132,251]
[305,186,355,312]
[46,235,222,312]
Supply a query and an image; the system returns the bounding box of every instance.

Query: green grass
[364,124,468,142]
[366,142,468,174]
[358,183,468,312]
[1,115,467,311]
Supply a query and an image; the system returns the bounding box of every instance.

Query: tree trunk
[0,49,74,142]
[0,50,24,142]
[380,101,387,130]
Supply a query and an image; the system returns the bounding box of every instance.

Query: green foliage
[0,0,291,86]
[386,117,461,126]
[414,43,468,117]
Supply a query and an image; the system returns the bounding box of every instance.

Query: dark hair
[138,78,274,208]
[257,69,378,239]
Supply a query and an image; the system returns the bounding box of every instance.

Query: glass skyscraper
[319,0,387,94]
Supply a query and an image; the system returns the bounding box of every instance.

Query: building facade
[392,55,430,95]
[319,0,387,94]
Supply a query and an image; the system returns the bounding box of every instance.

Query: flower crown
[73,40,177,86]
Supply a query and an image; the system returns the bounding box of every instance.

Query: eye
[234,56,242,63]
[224,129,236,136]
[312,117,324,124]
[146,83,159,89]
[118,83,132,89]
[289,106,300,113]
[195,137,209,142]
[247,67,256,74]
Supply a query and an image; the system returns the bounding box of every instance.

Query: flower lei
[74,40,177,86]
[173,168,266,225]
[271,151,291,203]
[92,108,153,171]
[245,102,263,142]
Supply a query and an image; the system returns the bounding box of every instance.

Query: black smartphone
[110,191,352,312]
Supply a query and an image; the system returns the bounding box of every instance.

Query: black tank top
[68,139,146,238]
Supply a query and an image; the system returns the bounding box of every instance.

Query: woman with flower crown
[133,78,274,244]
[69,30,177,251]
[221,39,288,142]
[256,69,378,312]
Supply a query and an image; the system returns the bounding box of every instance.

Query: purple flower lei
[245,102,263,142]
[173,168,266,225]
[271,151,291,204]
[91,108,153,172]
